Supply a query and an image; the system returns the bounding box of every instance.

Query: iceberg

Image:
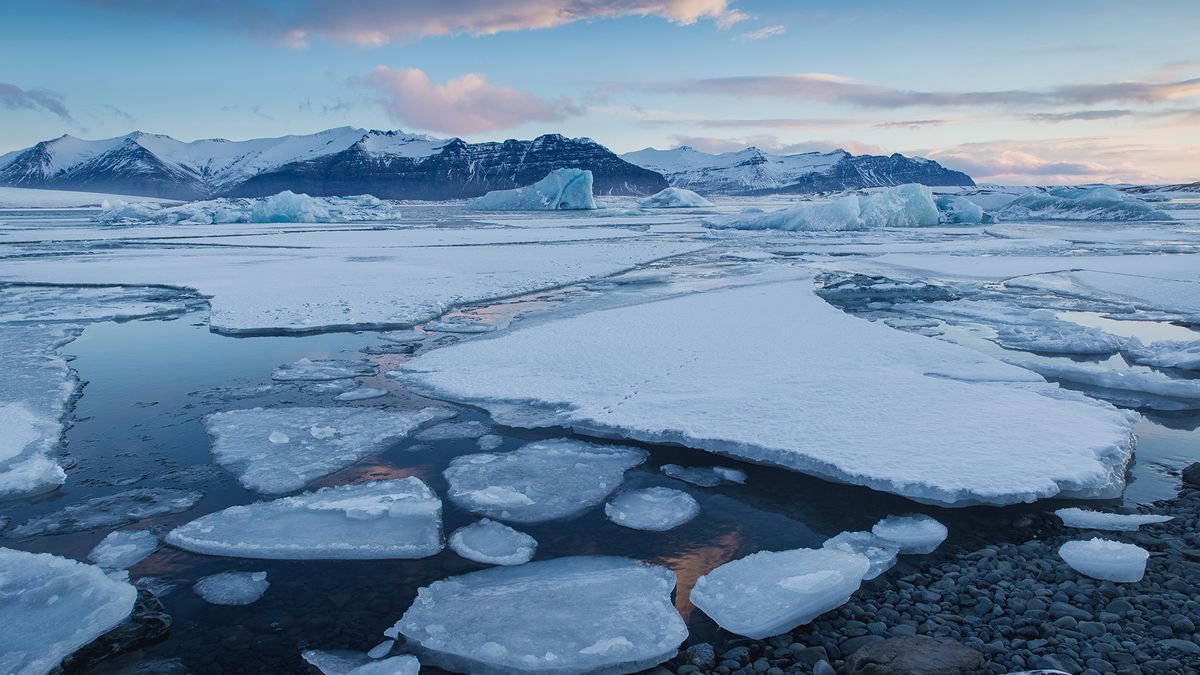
[871,514,948,554]
[995,187,1172,222]
[10,487,202,538]
[690,548,870,639]
[1123,338,1200,371]
[390,556,686,674]
[1059,538,1148,582]
[0,548,137,675]
[605,487,699,531]
[165,478,443,560]
[637,187,712,208]
[935,194,989,224]
[204,406,453,494]
[87,529,159,569]
[822,531,901,580]
[271,358,377,382]
[95,191,403,224]
[706,184,940,231]
[468,168,597,211]
[1054,508,1172,531]
[443,439,646,523]
[448,519,537,566]
[193,571,269,605]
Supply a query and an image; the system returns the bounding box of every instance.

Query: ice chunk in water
[415,420,491,441]
[605,488,699,531]
[272,358,377,382]
[871,514,948,554]
[690,548,870,639]
[477,434,504,451]
[661,464,746,487]
[1059,538,1148,582]
[449,519,537,566]
[638,188,712,208]
[378,330,425,345]
[166,478,442,560]
[993,323,1125,355]
[713,467,747,484]
[822,531,901,580]
[347,655,421,675]
[10,488,202,537]
[995,187,1171,222]
[1054,508,1172,531]
[334,387,389,402]
[444,439,646,523]
[707,184,940,231]
[1123,337,1200,371]
[302,650,421,675]
[205,406,452,494]
[88,529,159,569]
[392,556,686,674]
[468,168,597,211]
[193,571,269,605]
[0,548,137,675]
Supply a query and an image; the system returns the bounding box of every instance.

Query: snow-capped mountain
[0,129,667,200]
[620,146,973,195]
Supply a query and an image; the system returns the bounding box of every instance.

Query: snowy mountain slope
[621,145,973,195]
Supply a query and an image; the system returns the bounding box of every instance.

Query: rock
[686,642,717,669]
[843,635,983,674]
[791,645,829,666]
[56,589,172,672]
[813,660,836,675]
[1049,601,1093,620]
[1182,462,1200,487]
[842,635,886,655]
[1159,638,1200,655]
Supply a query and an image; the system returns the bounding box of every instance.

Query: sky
[1,0,1198,184]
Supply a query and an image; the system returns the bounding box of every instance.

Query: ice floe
[706,184,940,231]
[87,529,160,569]
[822,531,901,580]
[995,187,1172,222]
[334,387,389,401]
[1123,337,1200,371]
[96,191,403,224]
[448,518,537,566]
[660,464,745,487]
[1054,508,1173,531]
[871,514,948,554]
[690,547,871,639]
[348,655,421,675]
[0,548,137,675]
[414,420,491,441]
[166,478,443,560]
[204,406,452,494]
[390,556,686,674]
[637,187,712,208]
[10,487,203,537]
[1003,358,1200,409]
[272,358,377,382]
[443,439,646,523]
[476,434,504,451]
[1059,538,1149,582]
[468,168,597,211]
[193,571,269,605]
[605,487,699,531]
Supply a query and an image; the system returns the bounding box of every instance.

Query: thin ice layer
[205,406,452,494]
[398,271,1138,506]
[272,358,376,382]
[88,530,160,569]
[165,478,443,560]
[193,571,269,605]
[448,519,537,566]
[392,556,686,675]
[10,487,203,537]
[605,488,699,531]
[0,548,138,675]
[1054,508,1173,531]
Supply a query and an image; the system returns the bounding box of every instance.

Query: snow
[1054,508,1173,531]
[605,487,699,531]
[468,168,597,211]
[166,478,443,560]
[0,548,137,675]
[10,487,202,537]
[334,387,389,401]
[690,547,870,639]
[448,518,537,566]
[661,464,744,487]
[637,188,712,208]
[1002,358,1200,408]
[193,571,269,605]
[1059,538,1149,582]
[822,531,901,580]
[706,184,940,231]
[391,556,686,674]
[871,514,948,554]
[272,358,377,382]
[1123,338,1200,371]
[204,406,453,494]
[87,530,160,569]
[0,186,174,209]
[995,187,1173,222]
[397,270,1138,506]
[935,195,988,224]
[95,192,403,225]
[443,439,646,523]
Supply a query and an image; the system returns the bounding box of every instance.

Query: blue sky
[2,0,1198,183]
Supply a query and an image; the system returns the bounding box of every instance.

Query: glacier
[995,187,1172,222]
[604,487,699,531]
[193,571,269,605]
[448,519,537,566]
[1059,538,1149,582]
[468,168,597,211]
[706,184,941,231]
[637,187,712,208]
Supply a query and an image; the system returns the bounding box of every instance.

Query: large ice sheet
[399,271,1138,506]
[0,548,137,675]
[205,406,453,494]
[165,478,443,560]
[605,487,699,531]
[448,518,537,566]
[391,556,686,674]
[443,439,646,523]
[706,184,940,231]
[690,548,870,639]
[468,169,597,211]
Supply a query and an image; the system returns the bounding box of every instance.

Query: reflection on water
[1058,310,1200,343]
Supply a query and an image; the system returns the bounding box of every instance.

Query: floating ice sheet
[448,519,537,566]
[660,464,745,487]
[193,571,269,605]
[10,487,202,537]
[334,387,389,402]
[88,529,159,569]
[1123,337,1200,371]
[272,358,376,382]
[871,514,948,554]
[1054,508,1172,531]
[605,488,699,531]
[822,531,900,580]
[415,420,491,441]
[1059,538,1148,582]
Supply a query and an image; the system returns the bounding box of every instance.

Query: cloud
[80,0,742,46]
[0,82,74,123]
[668,134,885,156]
[739,24,784,40]
[873,119,947,129]
[925,138,1199,185]
[355,66,582,135]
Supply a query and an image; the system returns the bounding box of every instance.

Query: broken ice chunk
[690,548,871,639]
[272,358,377,382]
[334,387,389,402]
[605,488,699,531]
[392,556,685,674]
[1055,508,1173,532]
[301,650,372,675]
[347,655,420,675]
[193,571,269,605]
[871,514,948,554]
[165,478,443,560]
[87,529,159,569]
[10,487,203,537]
[1059,538,1149,582]
[448,519,537,566]
[476,434,504,451]
[1123,337,1200,371]
[822,531,901,580]
[638,187,712,209]
[660,464,745,488]
[378,330,425,345]
[415,420,491,441]
[468,168,598,211]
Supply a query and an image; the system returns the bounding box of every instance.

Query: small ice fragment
[477,434,504,451]
[660,464,722,487]
[1059,538,1149,582]
[87,530,160,569]
[1055,508,1173,532]
[449,519,537,566]
[301,649,372,675]
[378,330,425,345]
[713,467,748,484]
[871,514,948,554]
[416,420,491,441]
[367,639,394,659]
[822,531,900,580]
[334,387,389,402]
[268,431,289,444]
[347,655,420,675]
[193,571,269,605]
[605,487,699,531]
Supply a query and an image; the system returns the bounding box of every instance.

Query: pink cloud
[356,66,582,135]
[925,138,1200,185]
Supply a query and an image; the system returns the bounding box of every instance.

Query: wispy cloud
[926,138,1200,184]
[739,24,784,40]
[669,133,885,156]
[354,66,582,135]
[0,82,74,123]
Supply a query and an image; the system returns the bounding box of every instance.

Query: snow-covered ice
[993,323,1126,355]
[1054,508,1173,531]
[1123,338,1200,371]
[271,358,376,382]
[706,184,940,231]
[10,487,202,537]
[193,571,269,605]
[1059,538,1149,582]
[204,406,453,493]
[995,187,1172,222]
[95,191,403,224]
[0,185,175,209]
[443,439,647,523]
[87,529,159,569]
[0,548,137,675]
[166,478,443,560]
[605,487,699,531]
[468,168,597,211]
[334,387,389,402]
[637,187,712,208]
[391,556,686,674]
[448,518,537,566]
[871,514,948,554]
[822,531,901,580]
[690,547,870,639]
